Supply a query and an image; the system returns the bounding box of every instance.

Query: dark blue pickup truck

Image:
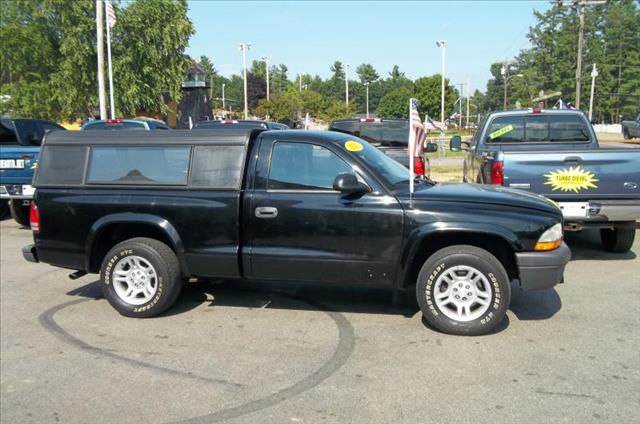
[452,109,640,252]
[0,118,65,224]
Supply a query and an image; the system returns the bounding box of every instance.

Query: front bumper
[515,242,571,290]
[22,244,39,263]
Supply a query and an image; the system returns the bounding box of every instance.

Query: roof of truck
[43,128,261,146]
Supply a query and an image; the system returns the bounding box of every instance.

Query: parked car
[194,119,289,130]
[81,118,170,131]
[329,118,437,177]
[0,117,65,225]
[23,128,570,336]
[451,108,640,252]
[621,114,640,139]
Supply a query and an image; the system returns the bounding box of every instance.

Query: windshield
[338,136,411,185]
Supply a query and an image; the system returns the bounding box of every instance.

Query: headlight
[534,223,563,251]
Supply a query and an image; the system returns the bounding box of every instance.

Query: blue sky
[185,0,551,93]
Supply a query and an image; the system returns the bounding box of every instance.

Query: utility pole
[502,63,509,111]
[575,2,585,109]
[238,42,251,119]
[436,40,446,127]
[261,56,269,101]
[222,83,226,111]
[345,64,350,107]
[588,63,598,121]
[298,72,303,92]
[364,82,370,118]
[466,79,471,129]
[558,0,607,109]
[95,0,107,120]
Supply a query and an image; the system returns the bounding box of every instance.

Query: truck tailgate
[0,146,39,185]
[502,149,640,201]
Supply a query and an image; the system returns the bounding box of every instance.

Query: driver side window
[268,142,352,190]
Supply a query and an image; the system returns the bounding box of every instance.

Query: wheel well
[89,223,175,273]
[404,232,518,288]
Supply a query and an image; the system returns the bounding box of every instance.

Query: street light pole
[457,83,465,128]
[364,82,370,118]
[298,72,303,92]
[466,79,471,129]
[436,40,446,127]
[345,64,350,107]
[502,63,508,111]
[238,42,251,119]
[261,56,269,101]
[222,83,226,111]
[588,63,598,121]
[95,0,107,119]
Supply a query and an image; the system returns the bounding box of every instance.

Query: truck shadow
[565,229,637,261]
[67,278,561,332]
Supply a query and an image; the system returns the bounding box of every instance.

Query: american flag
[409,98,424,158]
[424,114,444,131]
[105,1,117,28]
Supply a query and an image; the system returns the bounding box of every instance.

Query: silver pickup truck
[451,109,640,253]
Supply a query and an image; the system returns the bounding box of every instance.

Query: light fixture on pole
[261,56,270,101]
[238,42,251,119]
[436,40,446,129]
[364,81,370,118]
[345,64,350,107]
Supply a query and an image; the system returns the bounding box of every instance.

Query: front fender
[396,221,520,289]
[85,213,189,275]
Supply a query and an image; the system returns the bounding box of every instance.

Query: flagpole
[96,0,107,120]
[105,1,115,119]
[409,98,414,197]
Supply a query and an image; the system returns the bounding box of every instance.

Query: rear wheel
[416,245,511,336]
[600,225,636,253]
[100,237,182,317]
[9,199,30,227]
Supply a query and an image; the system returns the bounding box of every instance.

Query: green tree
[376,86,413,119]
[113,0,194,116]
[356,63,379,84]
[413,74,457,119]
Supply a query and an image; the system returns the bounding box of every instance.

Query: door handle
[564,156,583,166]
[255,206,278,218]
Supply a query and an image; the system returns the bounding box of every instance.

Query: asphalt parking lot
[1,218,639,424]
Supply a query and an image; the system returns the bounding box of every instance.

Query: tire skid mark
[176,291,355,424]
[38,290,356,423]
[38,299,244,388]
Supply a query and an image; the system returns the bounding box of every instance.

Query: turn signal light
[534,239,562,251]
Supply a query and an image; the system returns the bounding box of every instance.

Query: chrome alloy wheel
[112,255,158,305]
[433,265,493,322]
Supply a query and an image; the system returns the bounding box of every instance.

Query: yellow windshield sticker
[489,124,514,140]
[544,166,599,193]
[345,140,363,152]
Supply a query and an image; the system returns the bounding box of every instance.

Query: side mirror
[425,142,438,153]
[333,173,370,195]
[450,135,469,152]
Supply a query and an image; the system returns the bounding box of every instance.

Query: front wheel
[416,245,511,336]
[600,225,636,253]
[100,237,182,317]
[623,129,631,140]
[9,199,30,227]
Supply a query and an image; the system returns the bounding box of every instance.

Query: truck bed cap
[43,128,260,146]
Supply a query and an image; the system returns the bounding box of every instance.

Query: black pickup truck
[23,129,570,335]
